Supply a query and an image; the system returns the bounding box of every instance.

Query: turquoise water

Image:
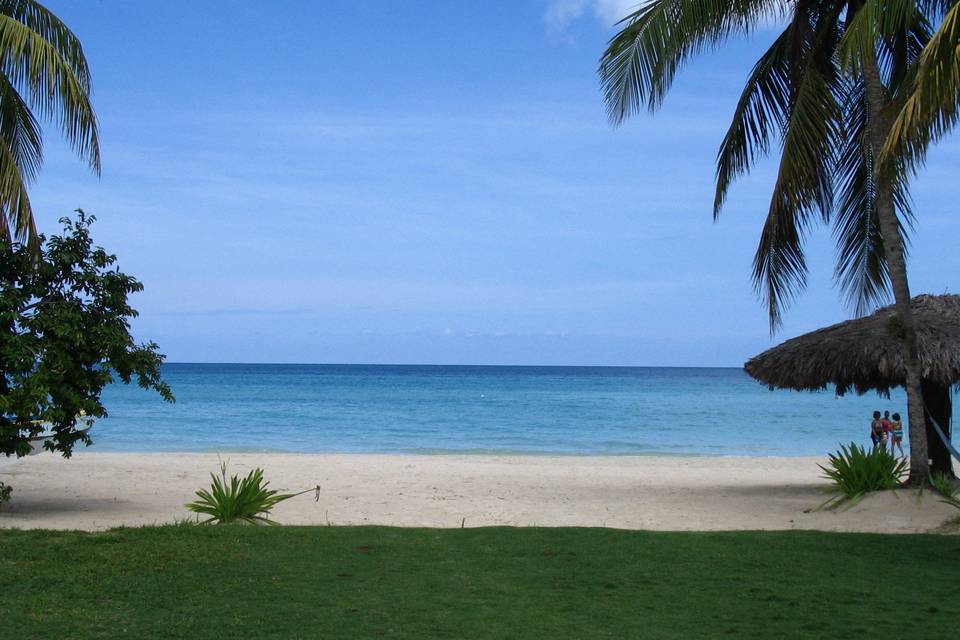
[93,364,906,456]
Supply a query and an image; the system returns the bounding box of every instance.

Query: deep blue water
[92,364,906,456]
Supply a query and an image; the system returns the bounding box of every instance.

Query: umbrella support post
[921,381,954,479]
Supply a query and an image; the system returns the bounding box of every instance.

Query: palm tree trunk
[862,56,929,484]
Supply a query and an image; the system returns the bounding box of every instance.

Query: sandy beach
[0,452,955,532]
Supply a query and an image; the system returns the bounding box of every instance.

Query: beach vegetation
[818,442,907,507]
[0,0,99,248]
[1,526,958,639]
[599,1,958,483]
[185,461,318,525]
[0,211,172,459]
[929,471,960,509]
[0,480,9,507]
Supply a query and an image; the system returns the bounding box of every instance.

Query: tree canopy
[0,211,172,458]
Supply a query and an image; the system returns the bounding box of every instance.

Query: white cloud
[591,0,643,24]
[544,0,791,33]
[543,0,587,32]
[544,0,641,32]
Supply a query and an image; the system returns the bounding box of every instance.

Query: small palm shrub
[930,472,960,510]
[186,461,317,525]
[819,443,907,508]
[0,481,11,508]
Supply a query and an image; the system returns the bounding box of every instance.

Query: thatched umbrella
[744,294,959,476]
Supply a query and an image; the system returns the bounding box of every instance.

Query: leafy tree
[0,211,172,459]
[0,0,99,247]
[599,0,945,482]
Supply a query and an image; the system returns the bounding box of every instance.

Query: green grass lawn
[2,526,958,639]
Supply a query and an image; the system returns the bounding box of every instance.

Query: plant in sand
[819,442,907,507]
[186,461,318,525]
[929,471,960,509]
[0,480,10,507]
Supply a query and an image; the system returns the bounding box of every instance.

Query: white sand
[0,452,955,532]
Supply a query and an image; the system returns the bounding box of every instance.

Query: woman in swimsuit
[890,412,905,457]
[870,411,883,448]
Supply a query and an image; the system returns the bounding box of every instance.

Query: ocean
[92,364,907,456]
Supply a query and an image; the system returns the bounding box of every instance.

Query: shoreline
[34,448,834,457]
[1,452,954,533]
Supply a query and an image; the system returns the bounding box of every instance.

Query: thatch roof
[744,294,960,395]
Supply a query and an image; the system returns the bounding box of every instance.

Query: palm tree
[0,0,99,247]
[599,0,938,482]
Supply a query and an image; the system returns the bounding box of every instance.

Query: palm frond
[0,71,39,245]
[0,2,99,244]
[0,122,35,246]
[753,8,844,331]
[0,0,90,89]
[833,81,888,315]
[599,0,784,124]
[839,0,930,90]
[831,80,916,316]
[915,0,958,22]
[714,25,792,218]
[0,10,99,173]
[883,2,960,173]
[0,71,40,177]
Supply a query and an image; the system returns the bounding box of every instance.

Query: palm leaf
[0,70,38,245]
[838,0,926,76]
[752,6,844,330]
[0,0,91,89]
[714,25,792,218]
[0,124,33,245]
[0,11,98,170]
[832,79,916,316]
[599,0,783,124]
[0,2,99,244]
[883,2,960,173]
[598,0,938,334]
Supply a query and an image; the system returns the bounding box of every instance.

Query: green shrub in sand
[819,443,907,507]
[186,461,318,525]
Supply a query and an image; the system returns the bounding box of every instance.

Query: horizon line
[160,361,744,369]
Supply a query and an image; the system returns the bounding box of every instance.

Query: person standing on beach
[870,411,884,448]
[890,413,905,457]
[881,411,892,449]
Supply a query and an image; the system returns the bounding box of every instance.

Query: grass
[2,526,959,639]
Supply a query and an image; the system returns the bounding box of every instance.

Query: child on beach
[870,411,883,448]
[890,413,905,457]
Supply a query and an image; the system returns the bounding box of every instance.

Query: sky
[29,1,960,366]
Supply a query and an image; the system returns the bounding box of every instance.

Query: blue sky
[30,1,960,366]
